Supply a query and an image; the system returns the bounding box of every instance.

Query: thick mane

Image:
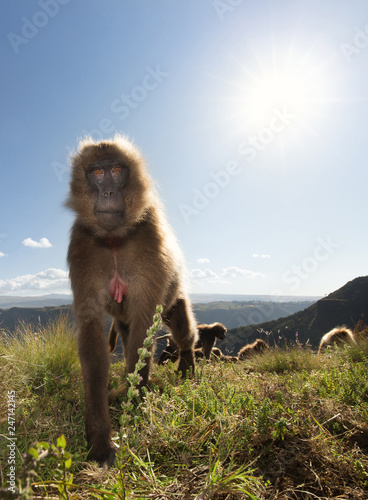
[66,134,164,239]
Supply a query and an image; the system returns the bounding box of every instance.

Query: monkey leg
[78,318,116,466]
[157,339,179,365]
[202,339,215,360]
[163,298,197,377]
[108,321,134,401]
[108,320,119,353]
[116,318,154,388]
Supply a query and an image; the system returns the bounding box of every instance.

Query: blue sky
[1,0,367,298]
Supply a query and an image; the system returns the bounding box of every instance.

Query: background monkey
[318,326,355,354]
[67,135,197,465]
[154,322,227,364]
[195,322,227,359]
[238,339,269,359]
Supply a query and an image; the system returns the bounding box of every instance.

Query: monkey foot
[177,349,195,378]
[87,443,117,468]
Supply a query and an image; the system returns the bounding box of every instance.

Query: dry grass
[1,317,368,499]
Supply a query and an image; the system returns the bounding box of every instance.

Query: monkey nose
[103,191,114,197]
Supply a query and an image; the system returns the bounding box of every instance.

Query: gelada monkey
[67,135,197,464]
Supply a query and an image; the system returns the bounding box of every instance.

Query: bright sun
[248,71,314,118]
[226,46,333,135]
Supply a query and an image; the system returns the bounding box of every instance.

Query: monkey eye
[111,165,122,175]
[93,168,104,179]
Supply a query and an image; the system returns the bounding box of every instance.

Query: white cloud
[0,268,69,294]
[253,254,271,258]
[189,268,230,286]
[221,266,266,279]
[0,252,5,258]
[189,264,265,287]
[197,258,210,264]
[190,268,219,280]
[22,237,53,249]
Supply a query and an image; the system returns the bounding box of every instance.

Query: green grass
[1,317,368,499]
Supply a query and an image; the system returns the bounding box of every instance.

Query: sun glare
[219,41,334,139]
[249,72,310,117]
[244,60,330,132]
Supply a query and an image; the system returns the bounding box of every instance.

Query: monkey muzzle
[94,187,125,230]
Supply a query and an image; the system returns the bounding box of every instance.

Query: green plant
[114,305,163,498]
[1,310,368,499]
[195,453,262,500]
[30,435,73,500]
[118,304,163,429]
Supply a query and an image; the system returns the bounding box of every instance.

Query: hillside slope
[0,306,71,333]
[192,300,313,329]
[219,276,368,354]
[0,301,313,333]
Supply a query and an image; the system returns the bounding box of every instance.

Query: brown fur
[238,339,269,360]
[210,347,238,363]
[211,347,223,358]
[194,348,205,359]
[67,135,197,465]
[156,322,227,364]
[156,335,179,365]
[220,355,239,363]
[196,322,227,359]
[318,326,356,354]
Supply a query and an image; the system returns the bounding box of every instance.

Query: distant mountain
[0,300,315,334]
[190,293,320,304]
[0,294,73,308]
[0,293,320,309]
[219,276,368,355]
[0,306,72,333]
[192,300,315,329]
[5,276,364,354]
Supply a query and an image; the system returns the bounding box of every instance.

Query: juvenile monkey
[154,322,227,364]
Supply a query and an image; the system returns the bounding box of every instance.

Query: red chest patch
[108,243,127,303]
[109,271,127,303]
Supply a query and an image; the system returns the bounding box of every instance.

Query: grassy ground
[1,316,368,499]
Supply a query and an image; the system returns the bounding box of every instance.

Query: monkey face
[217,329,226,340]
[67,136,152,237]
[86,160,129,231]
[214,323,227,340]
